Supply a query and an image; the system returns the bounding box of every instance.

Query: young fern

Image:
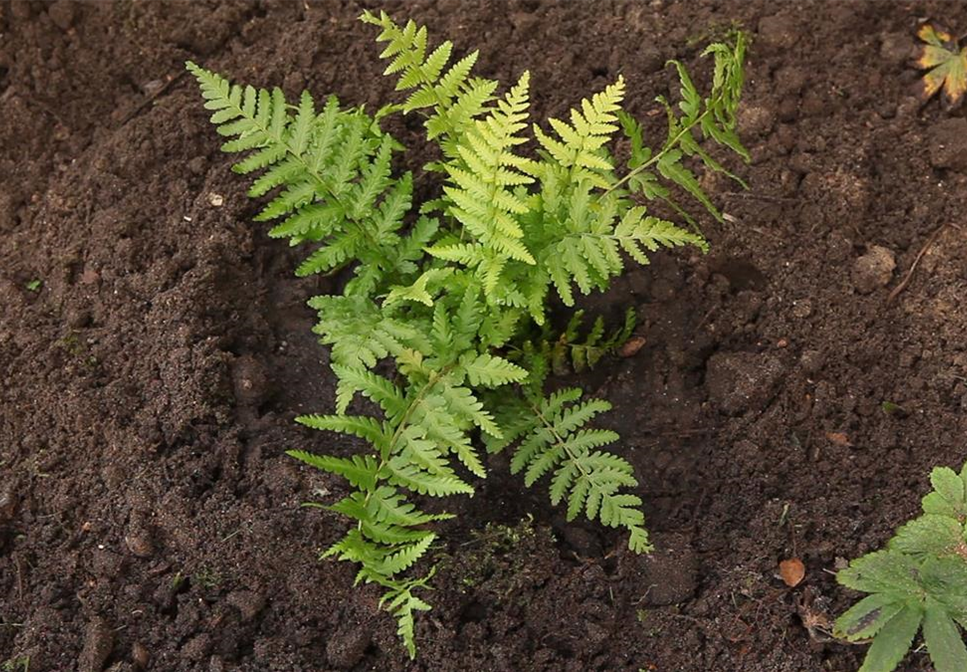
[188,10,746,658]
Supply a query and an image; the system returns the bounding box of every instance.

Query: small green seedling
[25,279,41,292]
[1,657,30,672]
[835,461,967,672]
[189,11,747,657]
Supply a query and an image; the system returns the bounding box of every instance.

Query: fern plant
[188,11,747,657]
[835,461,967,672]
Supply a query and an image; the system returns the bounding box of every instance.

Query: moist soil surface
[3,1,967,670]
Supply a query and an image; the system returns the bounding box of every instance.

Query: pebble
[584,621,609,645]
[79,617,115,672]
[326,624,372,669]
[124,529,155,558]
[510,12,539,38]
[776,96,799,123]
[738,104,776,138]
[559,524,602,558]
[620,534,698,606]
[0,483,18,522]
[928,118,967,172]
[851,245,896,294]
[10,1,32,19]
[132,643,150,669]
[181,633,213,662]
[188,157,208,176]
[706,351,783,415]
[226,590,265,622]
[67,307,93,329]
[142,79,165,96]
[231,355,270,407]
[92,548,124,579]
[791,299,812,318]
[800,349,825,375]
[879,31,914,66]
[0,191,15,233]
[47,0,76,30]
[757,14,798,51]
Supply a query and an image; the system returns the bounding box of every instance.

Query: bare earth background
[3,1,967,670]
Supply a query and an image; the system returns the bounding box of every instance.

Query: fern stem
[361,365,454,525]
[527,398,596,484]
[604,102,718,197]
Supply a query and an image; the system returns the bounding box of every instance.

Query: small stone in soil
[800,349,825,374]
[757,13,798,50]
[326,624,372,669]
[124,530,155,558]
[226,590,266,622]
[879,32,914,65]
[928,118,967,172]
[132,642,150,669]
[47,0,76,30]
[738,104,776,138]
[620,536,698,606]
[181,633,212,662]
[851,245,896,294]
[0,484,18,522]
[231,355,270,407]
[79,617,115,672]
[706,351,783,415]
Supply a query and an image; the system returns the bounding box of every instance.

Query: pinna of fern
[187,10,746,658]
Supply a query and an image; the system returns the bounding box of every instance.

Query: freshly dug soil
[3,1,967,670]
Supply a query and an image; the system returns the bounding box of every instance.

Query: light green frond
[296,414,393,453]
[331,365,408,417]
[506,390,651,553]
[385,268,454,307]
[386,458,475,497]
[459,352,528,388]
[286,451,379,490]
[534,77,625,181]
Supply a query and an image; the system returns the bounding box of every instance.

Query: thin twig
[120,71,187,126]
[887,223,949,303]
[724,191,800,204]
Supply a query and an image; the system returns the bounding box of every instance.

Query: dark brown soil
[3,1,967,670]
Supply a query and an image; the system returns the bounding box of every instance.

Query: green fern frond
[309,295,430,371]
[186,62,416,296]
[533,77,625,188]
[507,388,651,553]
[296,414,393,453]
[369,485,455,526]
[459,352,528,388]
[386,458,475,496]
[331,365,408,419]
[440,72,537,293]
[286,451,378,490]
[613,32,748,222]
[549,307,637,375]
[380,580,434,659]
[377,533,436,577]
[360,10,497,155]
